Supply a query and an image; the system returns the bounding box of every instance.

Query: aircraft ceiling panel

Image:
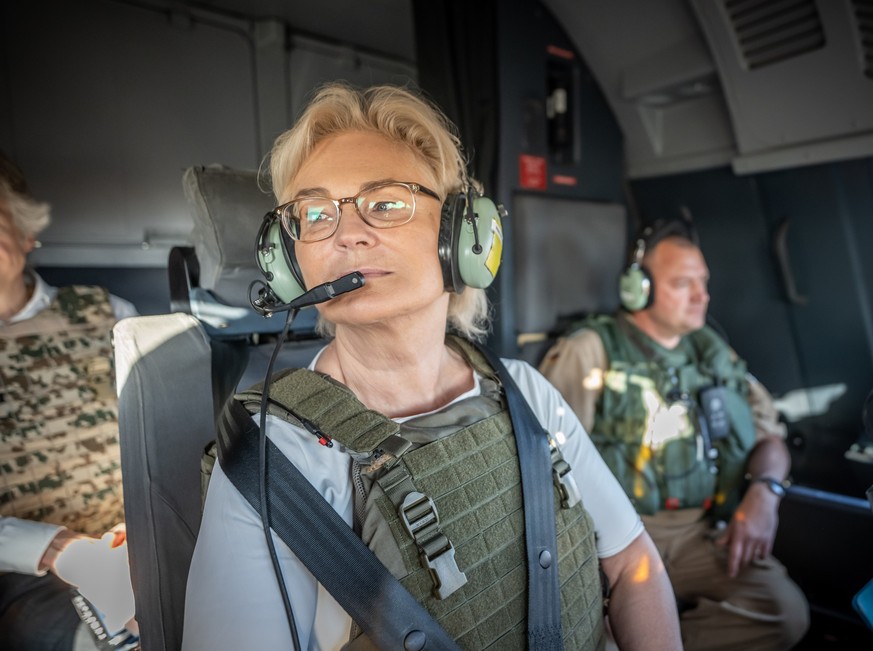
[181,0,415,62]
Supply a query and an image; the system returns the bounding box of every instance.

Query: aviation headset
[619,217,700,312]
[255,187,504,308]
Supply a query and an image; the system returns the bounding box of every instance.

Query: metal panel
[693,0,873,172]
[512,194,625,348]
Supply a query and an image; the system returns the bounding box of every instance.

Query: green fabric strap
[236,367,401,466]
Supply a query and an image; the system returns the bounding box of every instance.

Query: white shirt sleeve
[182,415,353,651]
[0,516,64,574]
[502,358,644,558]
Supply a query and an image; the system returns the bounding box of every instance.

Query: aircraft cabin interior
[2,0,873,649]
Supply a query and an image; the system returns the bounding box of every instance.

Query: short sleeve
[538,330,608,433]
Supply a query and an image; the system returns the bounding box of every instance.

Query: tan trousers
[642,509,809,651]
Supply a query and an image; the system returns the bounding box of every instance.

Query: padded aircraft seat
[113,166,323,651]
[511,195,627,364]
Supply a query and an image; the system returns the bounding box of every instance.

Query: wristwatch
[745,474,789,497]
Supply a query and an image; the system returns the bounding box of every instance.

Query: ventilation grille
[854,0,873,79]
[724,0,826,70]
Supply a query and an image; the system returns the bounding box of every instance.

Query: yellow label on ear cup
[485,219,503,278]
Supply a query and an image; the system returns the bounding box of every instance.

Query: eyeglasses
[275,181,440,243]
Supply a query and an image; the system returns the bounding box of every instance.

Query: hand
[52,526,136,634]
[716,483,780,578]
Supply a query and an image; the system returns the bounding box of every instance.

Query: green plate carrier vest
[230,336,605,650]
[582,315,756,518]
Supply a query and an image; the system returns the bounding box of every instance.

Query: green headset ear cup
[438,192,504,293]
[618,218,698,312]
[458,195,503,289]
[619,263,653,311]
[257,217,306,303]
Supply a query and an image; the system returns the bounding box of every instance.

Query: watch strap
[745,473,789,497]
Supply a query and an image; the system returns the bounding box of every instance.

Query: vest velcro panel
[374,412,526,648]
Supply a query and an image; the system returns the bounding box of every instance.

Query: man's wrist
[744,473,790,498]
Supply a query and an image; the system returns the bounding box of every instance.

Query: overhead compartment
[692,0,873,174]
[545,0,873,178]
[544,0,738,178]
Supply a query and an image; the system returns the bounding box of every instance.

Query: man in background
[540,219,809,650]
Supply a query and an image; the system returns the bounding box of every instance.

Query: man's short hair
[630,217,700,266]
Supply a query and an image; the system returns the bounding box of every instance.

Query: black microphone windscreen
[287,271,365,309]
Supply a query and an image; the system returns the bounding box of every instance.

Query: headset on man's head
[619,216,700,312]
[254,187,505,312]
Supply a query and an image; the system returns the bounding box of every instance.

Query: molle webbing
[236,339,604,650]
[236,368,403,469]
[373,410,603,650]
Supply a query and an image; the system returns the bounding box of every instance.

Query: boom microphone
[250,271,366,316]
[288,271,366,309]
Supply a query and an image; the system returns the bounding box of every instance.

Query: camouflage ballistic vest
[0,285,125,535]
[582,315,756,518]
[232,336,605,650]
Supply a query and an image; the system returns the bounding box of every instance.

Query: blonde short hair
[269,83,490,340]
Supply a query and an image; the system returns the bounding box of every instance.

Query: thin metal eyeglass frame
[275,181,440,242]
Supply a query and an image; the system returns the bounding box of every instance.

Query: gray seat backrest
[511,195,627,364]
[114,314,213,651]
[114,166,322,651]
[184,165,272,308]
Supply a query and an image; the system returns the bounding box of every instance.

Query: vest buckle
[400,491,468,599]
[351,435,413,473]
[550,445,581,509]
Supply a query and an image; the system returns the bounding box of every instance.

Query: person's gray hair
[270,83,490,341]
[0,176,51,239]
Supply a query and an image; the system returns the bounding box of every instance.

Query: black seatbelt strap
[217,400,461,651]
[475,345,564,650]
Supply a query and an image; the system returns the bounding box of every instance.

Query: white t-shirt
[182,356,642,651]
[0,272,138,574]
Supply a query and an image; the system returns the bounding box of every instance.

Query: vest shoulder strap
[235,367,402,467]
[687,325,748,389]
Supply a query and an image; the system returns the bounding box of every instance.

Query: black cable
[258,307,302,651]
[655,436,707,482]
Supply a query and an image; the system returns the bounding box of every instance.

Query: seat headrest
[182,165,274,308]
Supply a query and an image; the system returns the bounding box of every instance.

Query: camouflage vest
[232,336,605,650]
[0,285,125,535]
[581,314,756,518]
